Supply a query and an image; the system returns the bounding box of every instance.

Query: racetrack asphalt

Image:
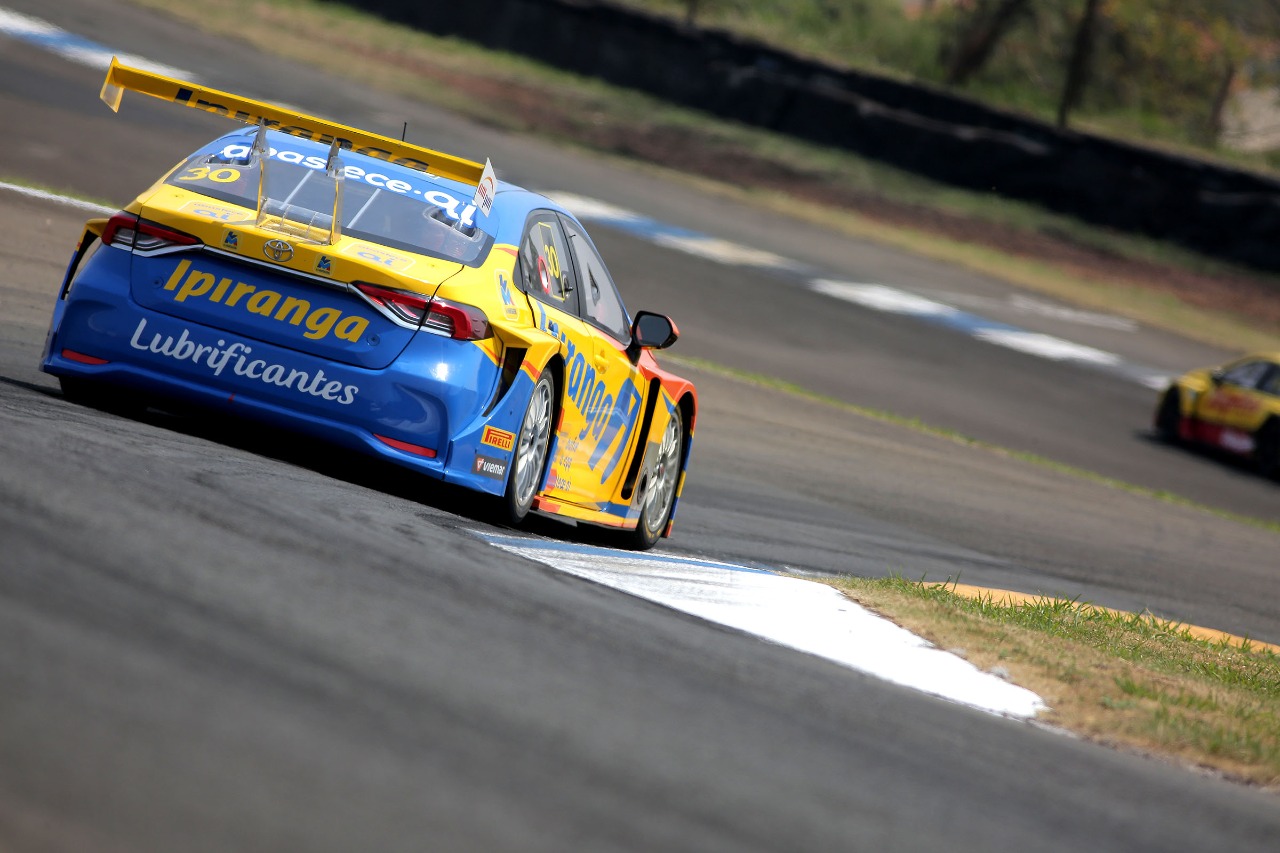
[3,1,1280,850]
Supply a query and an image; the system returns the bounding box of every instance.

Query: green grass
[834,575,1280,787]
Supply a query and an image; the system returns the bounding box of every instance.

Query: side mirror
[1210,369,1225,386]
[627,311,678,362]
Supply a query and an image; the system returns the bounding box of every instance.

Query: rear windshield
[166,135,494,265]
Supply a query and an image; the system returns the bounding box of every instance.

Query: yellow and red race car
[41,60,696,549]
[1154,352,1280,479]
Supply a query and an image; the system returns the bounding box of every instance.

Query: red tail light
[355,282,432,325]
[102,212,200,253]
[425,297,491,341]
[354,283,491,340]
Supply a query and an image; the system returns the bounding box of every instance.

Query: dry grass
[833,576,1280,789]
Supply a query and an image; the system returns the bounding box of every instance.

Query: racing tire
[624,411,684,551]
[1256,419,1280,481]
[59,376,145,417]
[1154,388,1182,443]
[504,369,556,525]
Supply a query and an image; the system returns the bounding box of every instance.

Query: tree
[1055,0,1100,128]
[931,0,1280,147]
[942,0,1032,85]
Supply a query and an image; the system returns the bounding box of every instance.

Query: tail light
[101,212,201,254]
[424,297,491,341]
[355,282,432,325]
[354,283,491,340]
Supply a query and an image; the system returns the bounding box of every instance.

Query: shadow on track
[26,374,581,543]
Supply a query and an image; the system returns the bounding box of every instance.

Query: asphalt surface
[2,1,1279,850]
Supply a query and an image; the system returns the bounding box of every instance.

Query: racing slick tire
[504,368,556,525]
[1154,388,1182,443]
[624,411,684,551]
[1256,418,1280,481]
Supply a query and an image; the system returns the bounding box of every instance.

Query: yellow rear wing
[100,57,484,186]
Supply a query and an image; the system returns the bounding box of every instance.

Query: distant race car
[1153,352,1280,479]
[41,60,696,549]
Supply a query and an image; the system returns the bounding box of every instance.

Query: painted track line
[0,180,113,214]
[0,7,192,78]
[478,532,1047,719]
[547,192,1172,391]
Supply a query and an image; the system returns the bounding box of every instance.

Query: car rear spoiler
[99,57,484,186]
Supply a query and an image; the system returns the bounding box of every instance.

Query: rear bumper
[41,269,529,497]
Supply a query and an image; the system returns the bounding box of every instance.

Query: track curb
[948,584,1280,655]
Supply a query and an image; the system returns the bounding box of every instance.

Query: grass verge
[828,575,1280,790]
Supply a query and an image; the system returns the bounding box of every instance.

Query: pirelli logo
[481,426,515,452]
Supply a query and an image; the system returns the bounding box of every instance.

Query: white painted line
[553,194,1168,388]
[916,289,1138,331]
[973,329,1121,366]
[0,180,113,214]
[1007,294,1137,331]
[650,233,801,270]
[480,533,1047,719]
[811,279,960,318]
[0,7,193,79]
[543,191,643,224]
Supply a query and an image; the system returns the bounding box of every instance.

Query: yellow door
[517,211,644,509]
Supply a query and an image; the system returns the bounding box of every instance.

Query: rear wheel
[504,369,555,525]
[1256,419,1280,480]
[624,412,684,551]
[1154,388,1182,443]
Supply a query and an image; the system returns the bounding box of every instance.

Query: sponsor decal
[481,425,515,452]
[472,157,497,218]
[473,454,507,480]
[1220,429,1255,454]
[341,242,415,273]
[128,318,359,404]
[216,142,478,227]
[222,230,240,250]
[536,303,641,485]
[182,199,243,222]
[315,255,333,276]
[496,269,518,318]
[161,259,369,343]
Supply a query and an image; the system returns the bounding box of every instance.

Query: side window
[562,218,630,342]
[518,213,577,313]
[1259,363,1280,396]
[1221,360,1270,390]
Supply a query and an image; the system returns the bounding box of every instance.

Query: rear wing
[99,57,484,186]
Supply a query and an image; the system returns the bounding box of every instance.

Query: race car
[41,59,696,549]
[1153,352,1280,479]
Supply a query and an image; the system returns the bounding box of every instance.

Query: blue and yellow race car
[41,60,696,549]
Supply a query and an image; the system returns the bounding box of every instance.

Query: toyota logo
[263,239,294,262]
